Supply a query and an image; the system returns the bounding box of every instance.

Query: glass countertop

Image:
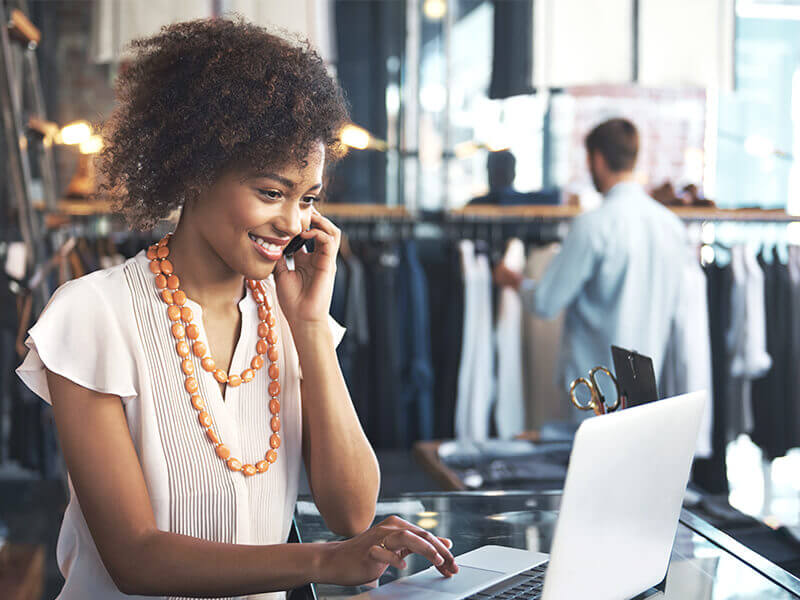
[294,491,800,599]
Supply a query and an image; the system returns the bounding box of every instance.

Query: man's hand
[493,262,523,290]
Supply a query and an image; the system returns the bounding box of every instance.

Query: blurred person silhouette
[493,119,687,414]
[470,150,559,206]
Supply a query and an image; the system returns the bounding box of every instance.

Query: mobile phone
[283,232,314,257]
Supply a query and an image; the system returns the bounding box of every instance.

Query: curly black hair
[95,16,350,231]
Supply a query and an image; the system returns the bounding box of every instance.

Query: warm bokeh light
[423,0,447,21]
[79,134,103,154]
[340,124,371,150]
[59,120,91,145]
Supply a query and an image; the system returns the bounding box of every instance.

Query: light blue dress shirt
[520,182,688,399]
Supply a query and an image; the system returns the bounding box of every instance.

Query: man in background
[494,118,687,407]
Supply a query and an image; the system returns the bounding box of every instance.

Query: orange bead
[214,369,228,383]
[269,399,280,414]
[268,364,279,380]
[191,394,205,410]
[268,381,280,397]
[267,346,279,362]
[256,460,269,473]
[206,428,220,444]
[242,464,257,476]
[185,324,200,339]
[172,323,185,339]
[257,322,269,338]
[176,341,190,357]
[185,377,198,393]
[167,275,180,290]
[168,305,182,321]
[161,289,174,304]
[266,329,278,344]
[160,259,174,275]
[202,357,216,371]
[181,306,193,322]
[241,369,254,383]
[256,340,268,355]
[266,449,278,463]
[227,457,242,471]
[248,279,258,290]
[155,274,167,289]
[182,359,194,375]
[149,260,162,274]
[198,411,212,427]
[251,356,264,370]
[253,291,265,305]
[193,341,207,357]
[147,245,158,260]
[157,245,170,259]
[228,374,241,387]
[270,433,281,449]
[266,313,276,327]
[173,290,187,305]
[270,416,281,432]
[158,236,170,247]
[216,444,231,460]
[258,305,269,321]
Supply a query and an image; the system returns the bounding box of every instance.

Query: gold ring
[379,538,388,550]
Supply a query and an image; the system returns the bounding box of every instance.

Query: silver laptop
[353,391,707,600]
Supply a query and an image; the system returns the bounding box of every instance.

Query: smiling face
[184,140,325,280]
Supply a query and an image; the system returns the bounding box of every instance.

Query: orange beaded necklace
[147,232,281,477]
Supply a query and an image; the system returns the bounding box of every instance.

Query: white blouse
[16,248,345,600]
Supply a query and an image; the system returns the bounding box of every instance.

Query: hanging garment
[518,182,687,395]
[455,241,495,440]
[521,244,570,430]
[726,245,771,438]
[660,248,713,458]
[751,249,794,460]
[421,240,464,439]
[16,249,345,600]
[692,261,733,494]
[396,240,434,443]
[789,246,800,448]
[361,243,405,448]
[494,238,526,438]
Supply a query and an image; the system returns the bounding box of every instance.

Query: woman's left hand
[273,206,340,328]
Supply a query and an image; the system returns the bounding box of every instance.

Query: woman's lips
[249,233,288,261]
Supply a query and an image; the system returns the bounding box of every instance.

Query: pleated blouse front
[16,248,344,600]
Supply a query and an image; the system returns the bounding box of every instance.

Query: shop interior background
[3,0,800,598]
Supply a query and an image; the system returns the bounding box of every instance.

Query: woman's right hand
[315,515,459,587]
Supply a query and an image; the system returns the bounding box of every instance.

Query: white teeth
[251,234,282,254]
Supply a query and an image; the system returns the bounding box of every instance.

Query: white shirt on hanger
[16,249,344,600]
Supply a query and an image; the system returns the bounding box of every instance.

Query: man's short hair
[585,118,639,172]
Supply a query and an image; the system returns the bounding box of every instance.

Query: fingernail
[400,560,407,568]
[435,556,444,565]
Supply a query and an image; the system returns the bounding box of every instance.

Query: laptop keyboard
[465,563,548,599]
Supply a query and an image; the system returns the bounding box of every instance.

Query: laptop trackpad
[401,564,507,594]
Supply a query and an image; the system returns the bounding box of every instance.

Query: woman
[16,17,457,599]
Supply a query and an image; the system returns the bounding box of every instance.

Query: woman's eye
[301,196,317,205]
[258,189,282,201]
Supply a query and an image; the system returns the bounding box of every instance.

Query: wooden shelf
[320,203,409,219]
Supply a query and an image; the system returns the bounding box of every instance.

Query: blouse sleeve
[15,277,138,406]
[297,314,346,380]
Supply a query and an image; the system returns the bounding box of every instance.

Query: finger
[386,530,451,576]
[368,545,406,570]
[408,527,457,574]
[310,208,341,240]
[300,228,338,259]
[272,255,290,280]
[438,537,453,549]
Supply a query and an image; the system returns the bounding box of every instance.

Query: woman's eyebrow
[251,172,297,188]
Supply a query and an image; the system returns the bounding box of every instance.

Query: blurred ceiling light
[744,134,774,158]
[340,123,388,151]
[423,0,447,21]
[79,134,103,155]
[59,120,91,145]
